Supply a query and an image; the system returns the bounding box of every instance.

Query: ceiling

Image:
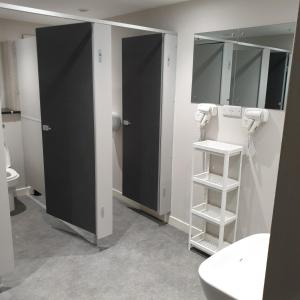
[0,0,190,21]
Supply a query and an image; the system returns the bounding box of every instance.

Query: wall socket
[222,105,242,118]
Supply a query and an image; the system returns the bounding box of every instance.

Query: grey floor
[0,196,207,300]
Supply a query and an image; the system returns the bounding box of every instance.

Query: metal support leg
[219,154,230,250]
[233,152,243,241]
[188,148,195,250]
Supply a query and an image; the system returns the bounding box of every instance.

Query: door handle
[42,124,52,131]
[123,120,131,126]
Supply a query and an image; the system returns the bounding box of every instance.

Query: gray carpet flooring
[0,196,207,300]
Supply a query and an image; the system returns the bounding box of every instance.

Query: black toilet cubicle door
[36,23,96,234]
[122,34,163,211]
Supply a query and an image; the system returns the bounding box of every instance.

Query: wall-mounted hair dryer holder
[243,108,269,134]
[195,103,218,128]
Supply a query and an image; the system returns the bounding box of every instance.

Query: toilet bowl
[4,144,20,212]
[199,233,270,300]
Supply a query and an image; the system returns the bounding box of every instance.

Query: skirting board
[113,189,189,234]
[168,215,190,234]
[15,186,33,197]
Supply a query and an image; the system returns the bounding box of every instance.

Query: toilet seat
[6,167,20,183]
[4,144,20,184]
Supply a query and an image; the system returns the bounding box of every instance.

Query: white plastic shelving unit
[188,140,243,256]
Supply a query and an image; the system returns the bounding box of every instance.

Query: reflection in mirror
[265,51,289,109]
[191,40,223,104]
[230,44,263,108]
[192,23,295,110]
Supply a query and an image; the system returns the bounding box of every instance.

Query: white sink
[199,233,270,300]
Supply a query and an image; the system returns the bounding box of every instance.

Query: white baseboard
[27,194,46,210]
[168,215,189,233]
[15,186,33,197]
[113,188,189,233]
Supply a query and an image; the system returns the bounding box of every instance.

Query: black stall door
[122,34,163,211]
[36,22,96,233]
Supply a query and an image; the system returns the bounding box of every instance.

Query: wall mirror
[191,23,296,110]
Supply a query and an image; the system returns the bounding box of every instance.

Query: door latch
[42,124,52,131]
[123,120,131,126]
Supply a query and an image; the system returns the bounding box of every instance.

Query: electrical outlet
[222,105,242,118]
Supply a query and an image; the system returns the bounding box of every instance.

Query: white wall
[112,0,299,238]
[0,18,41,192]
[0,18,38,278]
[0,18,38,42]
[16,37,45,194]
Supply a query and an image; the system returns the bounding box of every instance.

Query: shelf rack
[188,140,243,255]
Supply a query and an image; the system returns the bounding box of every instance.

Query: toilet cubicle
[121,33,176,215]
[36,22,113,243]
[33,20,177,244]
[0,3,172,277]
[0,4,177,259]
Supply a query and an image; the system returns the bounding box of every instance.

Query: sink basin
[199,233,270,300]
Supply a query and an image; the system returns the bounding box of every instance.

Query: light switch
[222,105,242,118]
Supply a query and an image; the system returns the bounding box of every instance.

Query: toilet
[199,234,270,300]
[4,144,20,212]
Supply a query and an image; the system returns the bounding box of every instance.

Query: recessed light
[78,8,89,12]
